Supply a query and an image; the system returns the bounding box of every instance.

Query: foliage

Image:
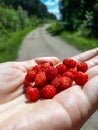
[78,11,94,37]
[59,0,98,38]
[60,31,98,51]
[47,22,64,35]
[0,0,56,20]
[0,4,31,35]
[0,27,35,62]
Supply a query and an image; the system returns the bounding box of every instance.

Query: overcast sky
[40,0,61,19]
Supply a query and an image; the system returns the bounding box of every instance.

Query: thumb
[35,57,60,66]
[19,57,60,71]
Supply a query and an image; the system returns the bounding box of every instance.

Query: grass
[0,27,35,62]
[60,31,98,51]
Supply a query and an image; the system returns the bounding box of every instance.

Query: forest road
[16,24,80,61]
[17,24,98,130]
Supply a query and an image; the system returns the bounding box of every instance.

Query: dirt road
[17,25,98,130]
[17,25,80,61]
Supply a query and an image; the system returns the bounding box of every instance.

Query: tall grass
[47,22,98,52]
[0,27,35,62]
[60,31,98,51]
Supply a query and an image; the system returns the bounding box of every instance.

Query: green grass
[0,27,35,62]
[60,31,98,51]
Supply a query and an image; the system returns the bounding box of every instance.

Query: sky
[40,0,61,19]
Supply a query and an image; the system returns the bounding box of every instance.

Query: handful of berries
[24,58,88,102]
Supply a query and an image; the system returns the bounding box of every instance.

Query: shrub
[47,22,64,35]
[78,11,93,38]
[0,4,32,35]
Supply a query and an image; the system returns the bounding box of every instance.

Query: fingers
[83,76,98,111]
[86,65,98,79]
[19,60,37,71]
[86,55,98,68]
[35,57,60,65]
[71,48,98,63]
[19,57,60,72]
[54,86,91,129]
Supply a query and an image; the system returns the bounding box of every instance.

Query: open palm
[0,48,98,130]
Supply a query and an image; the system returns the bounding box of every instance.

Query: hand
[0,57,59,104]
[0,48,98,130]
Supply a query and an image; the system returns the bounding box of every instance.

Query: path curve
[17,24,98,130]
[17,25,80,61]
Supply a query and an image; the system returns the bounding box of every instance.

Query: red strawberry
[24,79,32,86]
[35,71,46,86]
[41,84,56,99]
[32,65,41,72]
[74,71,88,86]
[26,87,40,102]
[25,70,36,82]
[63,71,74,80]
[51,75,61,88]
[59,76,72,89]
[46,66,58,80]
[77,62,88,72]
[63,58,77,69]
[40,62,52,72]
[56,63,67,74]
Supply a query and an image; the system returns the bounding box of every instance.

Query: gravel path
[17,24,98,130]
[16,25,80,61]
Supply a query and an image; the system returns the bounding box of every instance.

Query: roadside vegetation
[0,1,56,62]
[47,0,98,51]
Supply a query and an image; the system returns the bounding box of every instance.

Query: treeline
[59,0,98,37]
[0,0,56,35]
[0,0,56,19]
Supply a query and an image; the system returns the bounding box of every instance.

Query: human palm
[0,48,98,130]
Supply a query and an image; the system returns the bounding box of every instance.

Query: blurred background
[0,0,98,62]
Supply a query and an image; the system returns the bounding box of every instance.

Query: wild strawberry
[24,79,32,86]
[74,71,88,86]
[46,66,58,80]
[40,62,52,72]
[41,61,53,67]
[25,70,36,82]
[77,62,88,72]
[59,76,72,89]
[32,65,41,72]
[41,84,56,99]
[63,71,74,80]
[51,75,61,88]
[26,86,40,102]
[35,71,46,86]
[56,63,67,74]
[63,58,77,69]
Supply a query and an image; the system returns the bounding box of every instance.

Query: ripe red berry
[77,62,88,72]
[74,71,88,86]
[25,70,36,82]
[32,65,41,72]
[41,84,56,99]
[63,58,77,69]
[35,71,46,86]
[56,63,67,74]
[63,71,74,80]
[24,79,32,86]
[51,75,61,88]
[46,66,58,80]
[26,87,40,102]
[59,76,72,89]
[40,62,52,72]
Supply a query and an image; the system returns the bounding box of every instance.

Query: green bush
[47,22,64,35]
[0,4,32,35]
[0,27,34,62]
[78,11,93,38]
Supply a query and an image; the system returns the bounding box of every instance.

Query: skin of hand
[0,48,98,130]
